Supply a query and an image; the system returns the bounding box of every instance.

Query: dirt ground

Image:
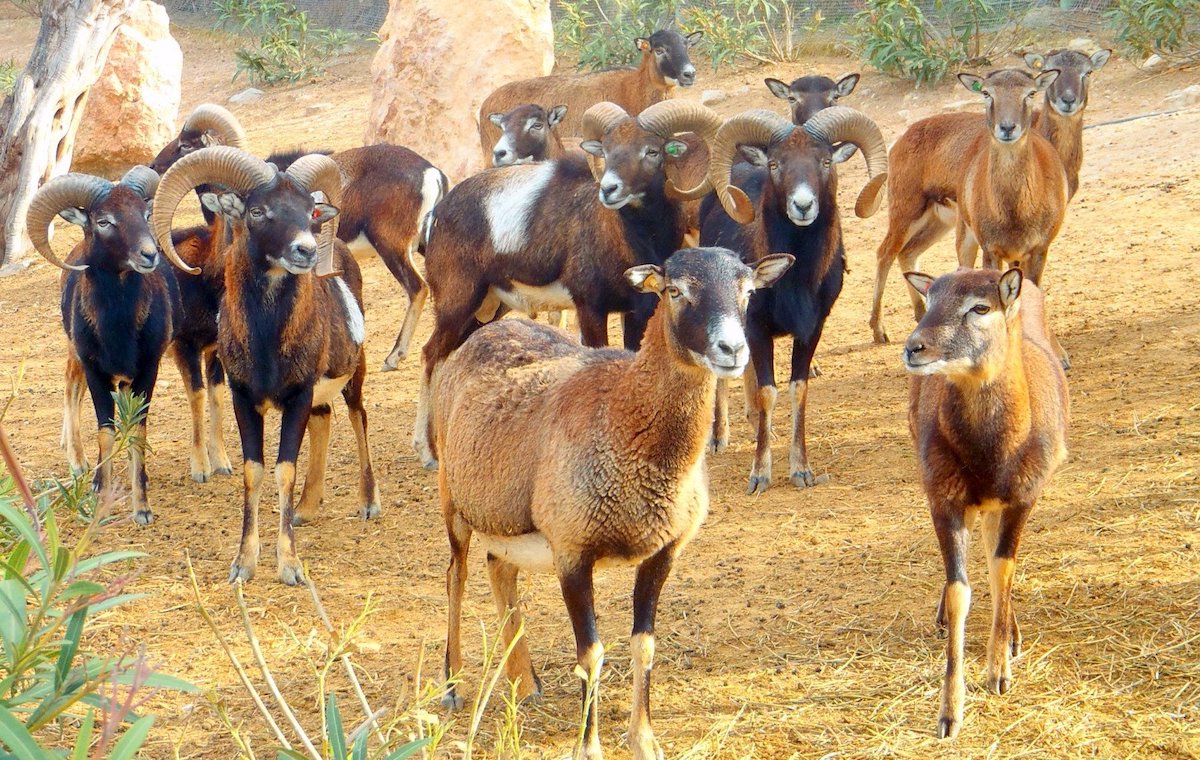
[1,11,1198,759]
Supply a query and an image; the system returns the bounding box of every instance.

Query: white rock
[229,87,265,104]
[701,89,728,106]
[1165,85,1200,108]
[73,2,182,174]
[306,102,334,115]
[365,0,554,180]
[1068,37,1097,54]
[1143,54,1164,69]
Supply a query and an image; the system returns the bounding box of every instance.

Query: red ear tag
[312,209,320,219]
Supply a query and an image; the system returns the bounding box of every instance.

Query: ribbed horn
[25,174,114,272]
[708,110,795,224]
[285,153,344,277]
[120,165,160,201]
[182,103,247,149]
[635,100,722,200]
[152,146,276,274]
[580,102,630,181]
[801,106,888,218]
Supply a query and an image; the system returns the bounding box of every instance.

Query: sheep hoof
[746,474,771,495]
[228,560,256,584]
[1059,356,1071,371]
[132,509,154,526]
[277,561,306,587]
[380,360,399,373]
[789,470,831,488]
[708,437,728,454]
[987,675,1011,695]
[441,689,464,712]
[809,363,822,378]
[291,511,316,527]
[191,470,209,484]
[69,463,90,477]
[213,465,234,477]
[421,457,439,471]
[937,715,960,740]
[361,503,382,520]
[873,328,890,344]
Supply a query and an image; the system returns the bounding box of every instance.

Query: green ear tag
[666,143,682,157]
[972,81,982,92]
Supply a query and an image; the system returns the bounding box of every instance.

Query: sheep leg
[229,387,266,584]
[1024,247,1070,370]
[173,342,212,483]
[63,353,88,474]
[127,363,160,526]
[558,556,604,760]
[746,329,777,495]
[788,332,830,489]
[709,378,729,454]
[294,405,331,526]
[742,366,760,437]
[577,307,610,348]
[486,553,541,702]
[377,230,429,372]
[873,199,953,339]
[934,505,973,740]
[204,351,233,476]
[274,390,312,586]
[343,356,381,519]
[82,364,116,500]
[955,222,980,270]
[983,505,1030,695]
[441,486,472,712]
[629,544,677,760]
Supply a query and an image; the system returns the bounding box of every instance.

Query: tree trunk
[0,0,142,273]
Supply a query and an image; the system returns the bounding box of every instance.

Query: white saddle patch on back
[333,277,365,345]
[485,162,554,254]
[493,280,575,315]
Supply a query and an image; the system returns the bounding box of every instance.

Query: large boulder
[73,2,182,175]
[365,0,554,180]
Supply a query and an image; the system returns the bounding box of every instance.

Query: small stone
[305,101,333,115]
[1068,37,1097,54]
[700,88,727,106]
[229,87,264,104]
[1165,85,1200,108]
[1143,53,1164,69]
[735,84,751,95]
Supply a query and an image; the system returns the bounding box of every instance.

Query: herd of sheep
[22,26,1112,756]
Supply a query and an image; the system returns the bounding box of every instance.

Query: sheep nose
[792,198,813,215]
[904,339,926,363]
[600,181,621,200]
[291,240,317,260]
[998,121,1017,140]
[1061,92,1076,104]
[679,66,696,85]
[493,148,509,164]
[716,338,744,358]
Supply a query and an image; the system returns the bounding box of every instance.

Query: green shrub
[213,0,358,86]
[0,59,18,97]
[0,399,197,757]
[1105,0,1200,62]
[852,0,1028,85]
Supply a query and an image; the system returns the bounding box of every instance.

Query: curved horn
[182,103,247,149]
[152,145,276,274]
[120,165,160,201]
[801,106,888,218]
[635,100,723,200]
[285,153,344,277]
[708,110,795,224]
[580,102,629,181]
[25,174,115,272]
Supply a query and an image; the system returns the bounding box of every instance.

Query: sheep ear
[1035,69,1060,91]
[580,140,604,157]
[626,264,665,294]
[58,207,88,227]
[1023,53,1044,70]
[764,78,790,100]
[199,192,222,214]
[488,112,504,127]
[1091,49,1111,69]
[686,31,704,47]
[836,72,860,96]
[958,73,985,94]
[635,37,651,52]
[313,203,339,225]
[738,145,768,167]
[904,272,936,300]
[753,253,794,289]
[217,192,246,220]
[999,268,1023,313]
[832,142,858,164]
[548,105,568,127]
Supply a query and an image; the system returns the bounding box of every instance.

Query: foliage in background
[851,0,1029,85]
[213,0,358,85]
[1105,0,1200,63]
[553,0,822,71]
[0,392,197,757]
[0,59,18,97]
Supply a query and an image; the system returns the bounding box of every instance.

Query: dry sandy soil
[1,10,1198,759]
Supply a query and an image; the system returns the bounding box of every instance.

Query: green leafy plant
[213,0,358,85]
[0,407,197,756]
[1105,0,1200,63]
[0,59,18,97]
[852,0,1029,85]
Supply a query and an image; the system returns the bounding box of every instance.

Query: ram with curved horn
[29,167,182,526]
[412,99,721,468]
[153,146,382,586]
[698,106,888,494]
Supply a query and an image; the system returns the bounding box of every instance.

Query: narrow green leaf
[111,670,199,694]
[0,707,42,760]
[3,542,30,580]
[88,593,150,615]
[350,730,368,760]
[55,606,87,688]
[276,750,309,760]
[72,550,146,576]
[0,501,48,572]
[326,693,346,760]
[0,579,27,658]
[106,714,154,760]
[381,738,432,760]
[70,709,95,760]
[60,581,105,600]
[52,546,71,582]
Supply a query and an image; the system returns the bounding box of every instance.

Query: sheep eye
[249,207,265,219]
[531,123,543,131]
[788,96,797,103]
[654,48,665,55]
[95,219,111,229]
[971,304,991,315]
[666,285,682,298]
[822,158,832,169]
[645,149,660,159]
[768,161,779,171]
